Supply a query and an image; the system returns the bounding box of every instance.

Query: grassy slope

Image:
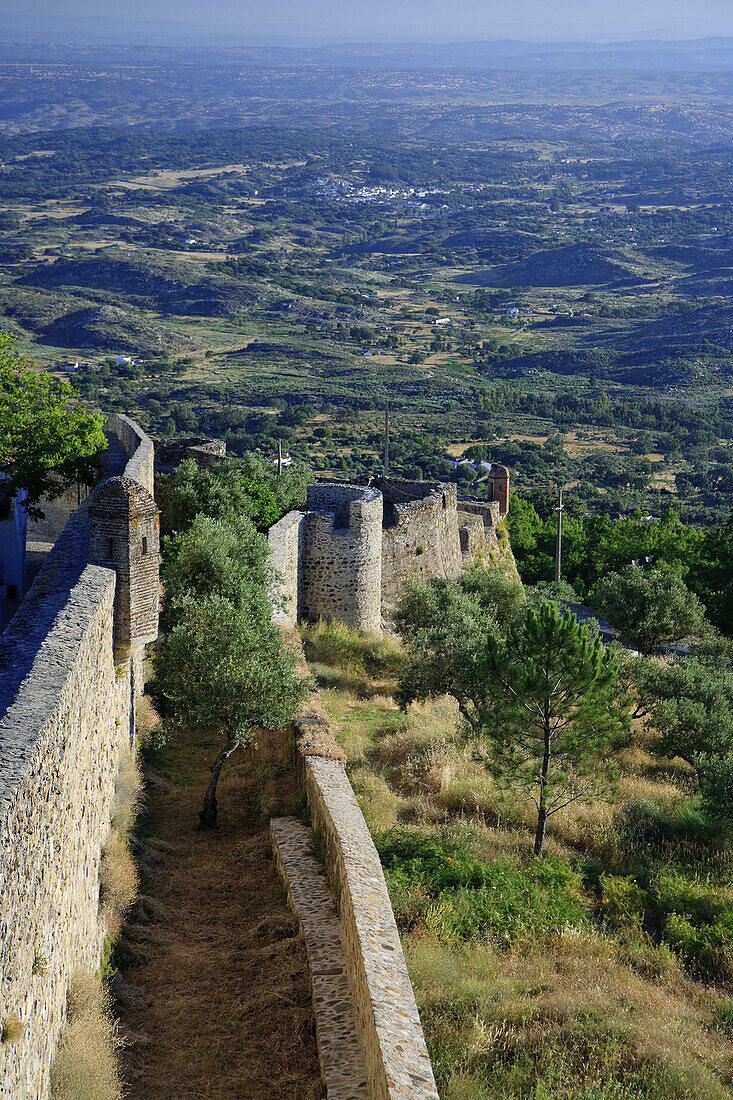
[302,620,733,1100]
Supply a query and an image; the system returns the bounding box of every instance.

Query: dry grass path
[116,724,323,1100]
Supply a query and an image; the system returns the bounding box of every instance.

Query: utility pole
[277,438,282,479]
[555,484,564,584]
[383,401,390,477]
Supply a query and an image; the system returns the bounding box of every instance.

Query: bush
[655,869,733,981]
[615,798,718,854]
[598,874,647,932]
[710,996,733,1037]
[376,829,588,945]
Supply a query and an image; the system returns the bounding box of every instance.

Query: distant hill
[2,37,733,73]
[40,305,197,354]
[455,244,647,289]
[19,258,258,317]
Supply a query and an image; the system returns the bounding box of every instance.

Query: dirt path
[116,723,323,1100]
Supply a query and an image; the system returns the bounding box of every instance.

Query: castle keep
[269,469,512,631]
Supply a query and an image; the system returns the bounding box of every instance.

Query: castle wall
[0,567,132,1099]
[302,484,382,632]
[378,480,463,618]
[268,511,305,627]
[106,414,155,495]
[0,418,157,1099]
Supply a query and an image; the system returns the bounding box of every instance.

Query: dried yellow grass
[99,828,138,918]
[110,751,144,837]
[50,973,123,1100]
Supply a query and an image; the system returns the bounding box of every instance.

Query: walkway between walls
[116,719,323,1100]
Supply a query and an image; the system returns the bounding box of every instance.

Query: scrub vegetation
[302,602,733,1099]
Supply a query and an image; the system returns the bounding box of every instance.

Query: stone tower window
[108,537,114,560]
[141,536,148,555]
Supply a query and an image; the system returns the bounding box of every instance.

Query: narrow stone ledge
[271,816,369,1100]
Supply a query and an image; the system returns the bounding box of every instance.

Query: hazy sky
[9,0,733,44]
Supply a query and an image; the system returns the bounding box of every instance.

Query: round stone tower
[302,482,383,633]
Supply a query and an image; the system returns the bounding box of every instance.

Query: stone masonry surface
[303,756,439,1100]
[270,475,516,631]
[0,415,157,1099]
[271,631,438,1098]
[271,817,369,1099]
[302,484,382,632]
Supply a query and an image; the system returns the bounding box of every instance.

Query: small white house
[433,317,452,327]
[115,356,132,366]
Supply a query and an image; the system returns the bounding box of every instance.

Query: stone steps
[270,816,369,1100]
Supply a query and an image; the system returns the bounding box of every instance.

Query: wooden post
[277,439,282,478]
[555,485,564,584]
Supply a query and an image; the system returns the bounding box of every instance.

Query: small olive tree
[152,513,306,828]
[594,566,710,655]
[151,593,305,828]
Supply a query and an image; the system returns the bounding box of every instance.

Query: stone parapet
[106,413,155,494]
[268,511,305,627]
[303,756,439,1100]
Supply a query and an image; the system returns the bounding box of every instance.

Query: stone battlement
[270,472,513,631]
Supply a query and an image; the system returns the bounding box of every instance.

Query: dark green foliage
[0,333,106,517]
[394,574,502,734]
[159,454,311,536]
[594,566,711,655]
[636,656,733,763]
[376,828,588,945]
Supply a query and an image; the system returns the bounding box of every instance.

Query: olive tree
[594,566,710,655]
[152,513,306,827]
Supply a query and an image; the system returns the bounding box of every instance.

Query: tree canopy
[0,333,106,518]
[483,603,627,856]
[594,566,711,655]
[152,509,306,828]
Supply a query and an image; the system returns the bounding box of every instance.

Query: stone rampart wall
[379,480,463,617]
[0,416,156,1098]
[106,413,154,494]
[302,484,382,632]
[457,497,500,531]
[0,568,132,1099]
[283,646,438,1100]
[25,483,84,545]
[268,511,305,627]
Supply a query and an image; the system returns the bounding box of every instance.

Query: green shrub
[662,911,733,982]
[376,829,588,945]
[598,874,647,932]
[710,997,733,1037]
